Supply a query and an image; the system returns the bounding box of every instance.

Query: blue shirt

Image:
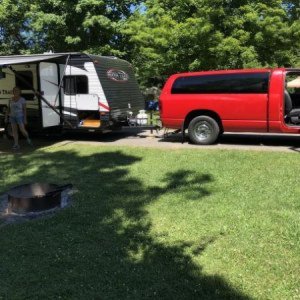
[10,97,26,117]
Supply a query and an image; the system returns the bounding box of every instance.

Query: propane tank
[136,110,148,126]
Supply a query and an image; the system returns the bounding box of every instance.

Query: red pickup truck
[159,68,300,144]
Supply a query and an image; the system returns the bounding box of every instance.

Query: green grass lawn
[0,145,299,299]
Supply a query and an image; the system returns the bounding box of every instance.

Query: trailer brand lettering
[107,69,129,82]
[0,89,12,95]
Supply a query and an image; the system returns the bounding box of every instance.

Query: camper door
[39,62,60,127]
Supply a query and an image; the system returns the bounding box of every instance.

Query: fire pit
[7,183,73,214]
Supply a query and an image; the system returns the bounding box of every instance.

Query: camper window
[64,75,88,95]
[15,71,33,90]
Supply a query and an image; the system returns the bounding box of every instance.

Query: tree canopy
[0,0,299,87]
[0,0,140,55]
[125,0,300,87]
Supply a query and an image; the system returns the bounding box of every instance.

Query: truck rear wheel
[188,116,220,145]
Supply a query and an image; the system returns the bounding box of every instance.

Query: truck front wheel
[188,116,220,145]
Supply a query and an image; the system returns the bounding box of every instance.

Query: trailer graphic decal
[107,69,129,82]
[98,101,110,111]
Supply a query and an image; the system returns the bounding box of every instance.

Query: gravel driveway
[1,128,300,154]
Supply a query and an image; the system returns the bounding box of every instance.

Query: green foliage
[125,0,300,87]
[25,0,140,55]
[0,1,300,87]
[0,0,30,54]
[0,0,140,55]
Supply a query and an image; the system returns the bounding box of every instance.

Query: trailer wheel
[188,116,220,145]
[4,123,13,140]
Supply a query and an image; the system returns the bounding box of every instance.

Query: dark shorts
[10,115,24,125]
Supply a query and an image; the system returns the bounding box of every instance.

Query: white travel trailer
[0,53,145,136]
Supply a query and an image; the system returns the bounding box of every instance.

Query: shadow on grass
[0,149,251,299]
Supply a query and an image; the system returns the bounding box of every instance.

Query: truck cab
[160,68,300,145]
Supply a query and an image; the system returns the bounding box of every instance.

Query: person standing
[5,87,32,150]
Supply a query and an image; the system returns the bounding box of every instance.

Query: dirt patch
[1,129,300,153]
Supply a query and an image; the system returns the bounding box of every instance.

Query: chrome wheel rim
[194,121,212,141]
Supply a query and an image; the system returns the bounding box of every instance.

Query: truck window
[15,71,33,90]
[286,72,300,108]
[64,75,88,95]
[171,73,270,94]
[286,73,300,92]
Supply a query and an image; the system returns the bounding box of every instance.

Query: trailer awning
[0,53,73,66]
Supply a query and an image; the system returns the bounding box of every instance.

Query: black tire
[4,122,13,140]
[188,116,220,145]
